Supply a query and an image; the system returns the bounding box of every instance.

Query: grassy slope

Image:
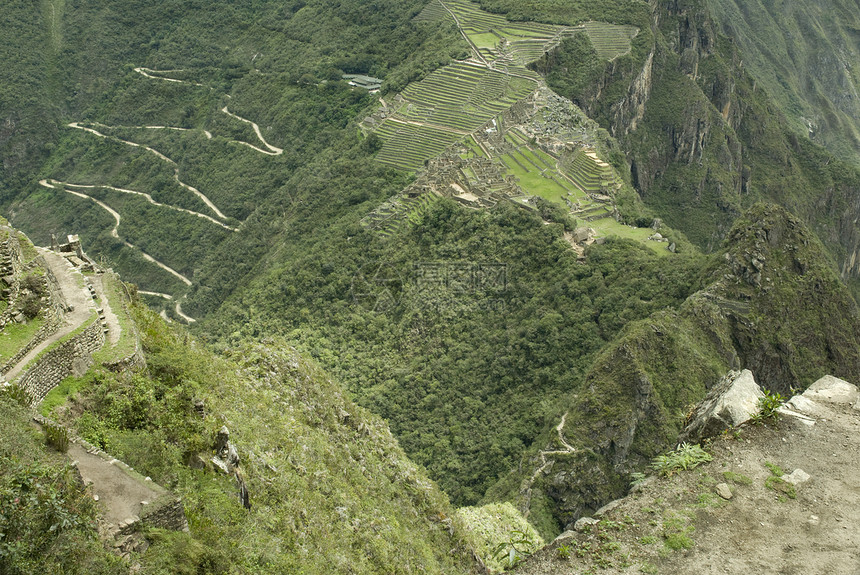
[0,394,125,575]
[41,299,478,574]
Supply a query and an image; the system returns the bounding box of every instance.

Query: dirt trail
[136,290,196,323]
[519,412,577,519]
[67,122,228,220]
[133,66,207,88]
[68,441,160,533]
[174,300,195,323]
[43,178,237,231]
[3,249,94,381]
[221,104,284,155]
[40,181,193,286]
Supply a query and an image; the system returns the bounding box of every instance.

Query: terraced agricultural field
[398,62,537,129]
[500,152,569,203]
[560,148,620,194]
[372,0,649,249]
[582,22,639,60]
[374,120,464,171]
[412,0,449,23]
[373,61,538,170]
[445,0,559,38]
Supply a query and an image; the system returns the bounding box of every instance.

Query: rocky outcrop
[680,369,764,442]
[509,204,860,532]
[211,426,251,510]
[514,375,860,575]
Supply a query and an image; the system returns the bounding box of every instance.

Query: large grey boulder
[802,375,859,405]
[680,370,764,442]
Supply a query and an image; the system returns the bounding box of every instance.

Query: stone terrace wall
[103,345,146,373]
[0,256,67,374]
[18,319,105,403]
[0,229,23,327]
[140,496,189,532]
[101,271,146,373]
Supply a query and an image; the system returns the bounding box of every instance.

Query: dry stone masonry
[17,319,105,403]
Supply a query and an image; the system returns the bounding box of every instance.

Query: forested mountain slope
[1,291,480,574]
[488,204,860,534]
[533,0,860,291]
[3,0,860,560]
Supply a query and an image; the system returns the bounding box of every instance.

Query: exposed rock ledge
[514,375,860,574]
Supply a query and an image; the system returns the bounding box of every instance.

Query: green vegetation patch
[0,394,125,574]
[40,372,94,417]
[651,443,712,477]
[455,502,543,571]
[661,512,695,551]
[0,316,46,364]
[722,471,752,486]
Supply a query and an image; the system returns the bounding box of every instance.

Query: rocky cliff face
[514,375,860,575]
[509,204,860,531]
[541,0,860,281]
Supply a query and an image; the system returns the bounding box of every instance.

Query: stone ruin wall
[139,496,189,532]
[35,413,190,535]
[0,231,24,327]
[0,256,67,375]
[101,271,146,373]
[18,319,105,404]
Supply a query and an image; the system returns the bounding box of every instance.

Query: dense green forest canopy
[2,0,693,512]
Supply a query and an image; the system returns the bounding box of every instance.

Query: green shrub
[1,384,32,407]
[651,443,712,477]
[722,471,752,485]
[77,412,110,450]
[43,422,70,453]
[750,389,785,425]
[764,462,796,499]
[663,531,694,550]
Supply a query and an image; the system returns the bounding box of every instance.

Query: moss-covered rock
[456,502,543,573]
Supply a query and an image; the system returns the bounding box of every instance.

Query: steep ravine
[496,204,860,534]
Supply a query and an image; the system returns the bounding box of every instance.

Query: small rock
[573,516,600,532]
[552,530,576,543]
[594,499,622,517]
[784,469,810,486]
[715,483,733,500]
[807,515,820,526]
[93,494,99,501]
